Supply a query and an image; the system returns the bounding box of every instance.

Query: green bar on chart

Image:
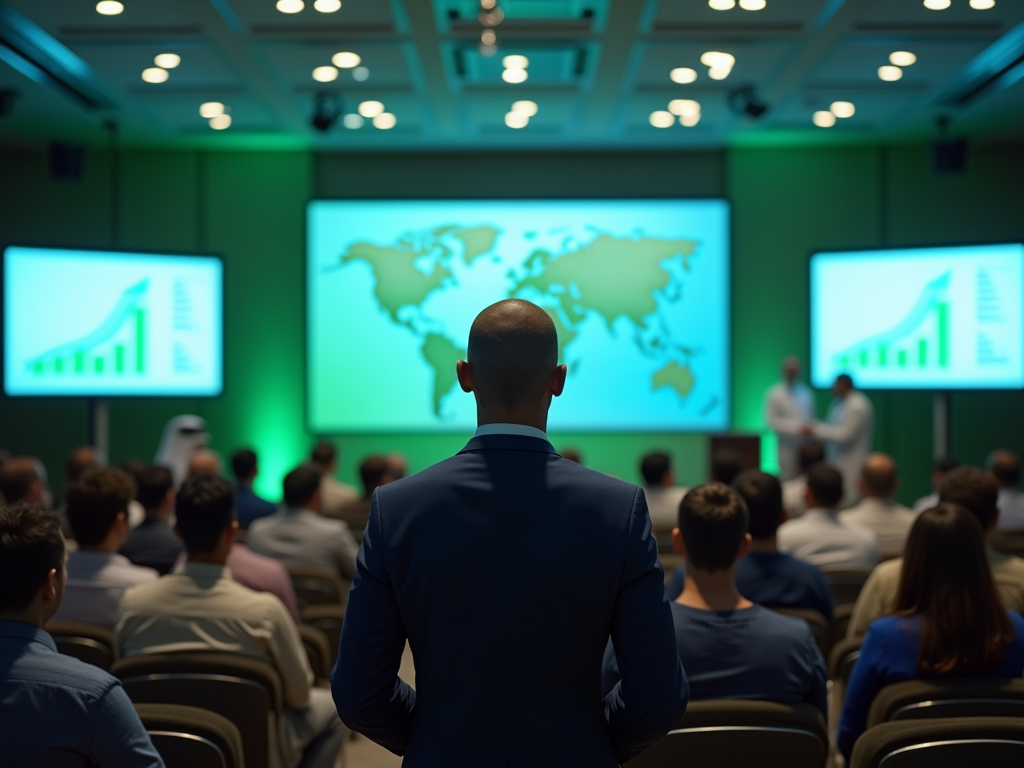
[95,357,104,374]
[898,350,907,367]
[33,360,43,375]
[878,346,887,367]
[115,345,125,373]
[859,349,868,367]
[918,339,927,367]
[74,351,84,373]
[840,355,849,368]
[135,308,145,373]
[937,302,949,367]
[54,358,63,374]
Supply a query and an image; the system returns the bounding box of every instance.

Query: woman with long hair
[838,502,1024,760]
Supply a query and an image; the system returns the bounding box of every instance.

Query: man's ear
[672,527,685,556]
[550,364,567,398]
[40,568,59,604]
[736,533,752,561]
[456,360,474,393]
[223,520,238,547]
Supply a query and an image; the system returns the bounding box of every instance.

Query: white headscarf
[155,415,209,488]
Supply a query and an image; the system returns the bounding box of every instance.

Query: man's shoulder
[12,644,119,698]
[751,605,818,642]
[867,557,903,584]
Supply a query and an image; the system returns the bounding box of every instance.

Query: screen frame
[304,197,734,435]
[1,243,226,399]
[808,240,1024,393]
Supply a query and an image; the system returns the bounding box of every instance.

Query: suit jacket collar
[459,433,559,455]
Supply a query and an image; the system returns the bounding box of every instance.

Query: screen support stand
[933,392,950,459]
[89,397,109,460]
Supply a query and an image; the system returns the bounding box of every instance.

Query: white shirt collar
[474,423,548,441]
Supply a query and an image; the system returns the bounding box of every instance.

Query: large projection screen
[810,243,1024,390]
[307,199,730,432]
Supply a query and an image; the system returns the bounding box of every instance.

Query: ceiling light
[209,114,232,130]
[314,0,341,11]
[708,67,732,80]
[709,0,736,8]
[739,0,766,9]
[343,113,364,129]
[199,102,224,118]
[482,0,497,8]
[700,52,735,68]
[373,113,396,130]
[312,66,338,82]
[502,68,528,83]
[358,100,384,118]
[276,0,304,12]
[813,111,836,128]
[969,0,995,8]
[481,30,497,45]
[878,65,903,82]
[479,8,504,26]
[680,113,701,127]
[479,44,498,57]
[154,53,180,69]
[332,52,361,68]
[503,55,529,69]
[141,67,169,83]
[670,67,697,84]
[889,51,917,67]
[505,111,529,129]
[96,1,124,15]
[512,100,538,116]
[352,66,370,81]
[668,99,700,117]
[649,110,675,129]
[830,101,855,118]
[923,0,950,8]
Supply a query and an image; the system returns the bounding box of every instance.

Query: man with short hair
[782,440,825,520]
[710,449,746,486]
[607,483,826,718]
[329,455,393,542]
[0,502,164,767]
[231,448,277,529]
[248,464,360,579]
[848,466,1024,637]
[0,456,46,506]
[310,441,358,516]
[778,464,880,569]
[187,449,222,478]
[989,450,1024,532]
[806,374,874,506]
[119,465,183,575]
[640,451,688,549]
[116,475,343,768]
[840,453,917,559]
[912,455,959,513]
[387,452,409,480]
[765,356,815,481]
[53,468,157,627]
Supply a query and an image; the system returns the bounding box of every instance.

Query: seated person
[0,456,47,506]
[778,464,880,569]
[328,455,393,542]
[0,502,163,767]
[120,465,182,575]
[116,474,344,768]
[838,502,1024,762]
[640,451,688,551]
[848,467,1024,637]
[606,483,827,719]
[989,450,1024,532]
[840,453,917,559]
[248,464,360,579]
[187,449,222,478]
[232,448,277,529]
[782,440,825,520]
[710,449,746,486]
[912,455,958,513]
[53,468,157,628]
[310,441,358,516]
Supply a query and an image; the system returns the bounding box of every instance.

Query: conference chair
[624,700,828,768]
[820,566,874,606]
[866,678,1024,727]
[832,602,855,644]
[287,566,348,609]
[134,703,244,768]
[991,531,1024,558]
[112,653,284,768]
[297,624,331,683]
[300,603,344,670]
[770,607,831,657]
[45,620,115,671]
[849,717,1024,768]
[827,637,863,745]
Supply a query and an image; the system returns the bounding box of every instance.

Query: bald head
[188,449,222,478]
[0,457,43,504]
[860,452,898,499]
[988,450,1020,488]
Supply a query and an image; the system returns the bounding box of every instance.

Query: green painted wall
[2,145,1023,505]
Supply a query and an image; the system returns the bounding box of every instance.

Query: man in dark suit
[331,299,688,767]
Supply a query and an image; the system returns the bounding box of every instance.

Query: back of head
[798,440,826,474]
[733,470,783,539]
[187,449,222,478]
[310,441,337,469]
[640,451,671,486]
[897,503,1013,676]
[0,503,65,614]
[283,463,323,508]
[176,474,235,555]
[935,455,960,476]
[677,483,749,572]
[359,455,391,495]
[137,466,175,511]
[939,466,999,530]
[710,449,746,486]
[118,459,146,490]
[0,457,41,504]
[836,373,854,390]
[861,453,899,498]
[65,467,135,547]
[806,463,844,509]
[987,450,1020,488]
[386,452,408,480]
[560,447,583,465]
[467,299,558,411]
[65,446,102,484]
[231,448,258,481]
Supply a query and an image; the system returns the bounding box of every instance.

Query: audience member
[778,464,880,569]
[231,448,277,529]
[0,503,164,767]
[53,468,157,627]
[0,456,46,506]
[641,451,687,548]
[386,452,409,479]
[989,450,1024,532]
[559,447,583,465]
[609,483,826,718]
[56,447,144,533]
[782,440,825,520]
[848,466,1024,637]
[840,453,916,558]
[116,475,343,768]
[329,455,392,542]
[806,374,874,507]
[765,355,815,481]
[838,503,1024,761]
[710,449,746,486]
[154,414,208,488]
[248,464,359,579]
[911,455,959,513]
[119,466,182,575]
[187,449,222,478]
[310,441,358,516]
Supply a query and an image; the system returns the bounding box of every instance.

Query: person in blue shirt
[838,502,1024,762]
[232,448,277,529]
[606,482,827,719]
[120,465,183,575]
[0,502,164,767]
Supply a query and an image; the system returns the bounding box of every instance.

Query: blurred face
[832,378,851,398]
[783,359,799,383]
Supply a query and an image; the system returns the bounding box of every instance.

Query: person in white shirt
[778,463,880,570]
[309,442,359,516]
[989,450,1024,532]
[806,374,874,507]
[782,441,825,520]
[765,356,815,481]
[640,451,688,551]
[912,456,960,513]
[840,453,917,559]
[52,468,157,628]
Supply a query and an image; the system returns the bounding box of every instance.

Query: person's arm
[766,388,805,437]
[603,488,689,765]
[846,565,889,639]
[266,596,315,710]
[837,624,888,762]
[333,521,360,580]
[812,398,866,446]
[88,682,166,768]
[331,489,415,755]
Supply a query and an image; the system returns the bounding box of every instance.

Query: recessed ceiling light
[199,102,224,118]
[830,101,855,118]
[668,99,700,117]
[481,0,497,8]
[878,65,903,82]
[481,30,496,45]
[709,0,736,8]
[343,113,364,129]
[889,51,917,67]
[312,66,338,82]
[969,0,995,8]
[923,0,950,8]
[813,111,836,128]
[505,111,529,129]
[649,110,675,129]
[512,100,538,116]
[680,113,701,127]
[352,66,370,82]
[277,0,304,13]
[141,67,169,83]
[332,52,360,69]
[358,100,385,118]
[700,52,735,68]
[739,0,766,9]
[96,1,124,15]
[373,113,396,130]
[670,67,698,84]
[503,55,529,70]
[154,53,180,69]
[314,0,341,11]
[708,67,732,80]
[502,68,528,84]
[209,114,232,130]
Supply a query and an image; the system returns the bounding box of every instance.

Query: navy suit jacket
[331,434,688,767]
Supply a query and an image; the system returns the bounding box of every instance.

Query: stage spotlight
[727,86,769,119]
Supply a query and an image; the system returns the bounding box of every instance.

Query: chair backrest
[299,604,344,671]
[820,567,874,605]
[769,607,831,657]
[287,566,347,608]
[45,620,115,671]
[867,678,1024,727]
[625,700,828,768]
[850,717,1024,768]
[828,637,863,686]
[134,703,245,768]
[113,653,282,768]
[832,602,855,644]
[297,623,331,682]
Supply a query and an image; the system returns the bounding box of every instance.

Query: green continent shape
[515,235,696,328]
[544,308,578,364]
[342,242,452,323]
[652,361,695,400]
[421,333,465,417]
[452,226,500,264]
